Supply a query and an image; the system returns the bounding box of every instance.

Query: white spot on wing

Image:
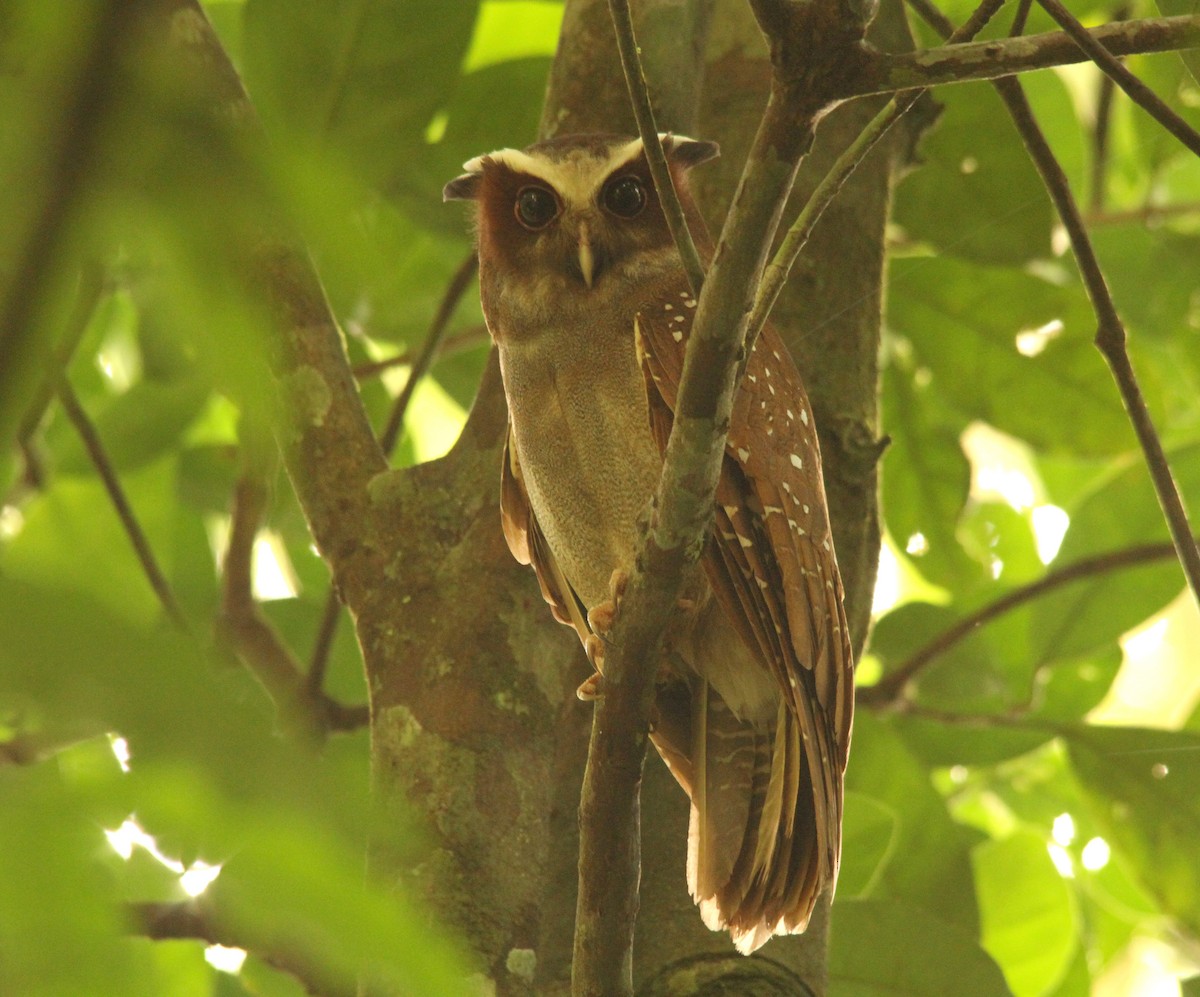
[790,454,803,469]
[672,329,683,342]
[736,447,750,462]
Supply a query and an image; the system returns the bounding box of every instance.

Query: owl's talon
[609,568,629,603]
[577,671,604,701]
[584,633,606,672]
[587,600,617,635]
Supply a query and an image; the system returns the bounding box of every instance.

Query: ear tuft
[443,172,481,202]
[664,134,720,170]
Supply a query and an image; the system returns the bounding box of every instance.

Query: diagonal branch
[129,900,353,997]
[749,0,1006,349]
[219,457,368,742]
[859,539,1194,707]
[1034,0,1200,159]
[58,381,189,630]
[607,0,707,296]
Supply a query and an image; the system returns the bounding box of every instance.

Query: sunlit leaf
[973,831,1077,997]
[1066,725,1200,935]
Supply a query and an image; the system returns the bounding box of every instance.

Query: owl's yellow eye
[515,186,558,230]
[603,175,646,218]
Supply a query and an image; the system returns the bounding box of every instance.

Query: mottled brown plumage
[445,133,853,953]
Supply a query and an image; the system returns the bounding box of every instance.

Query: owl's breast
[497,318,661,610]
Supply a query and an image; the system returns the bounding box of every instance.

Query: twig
[1085,200,1200,225]
[57,381,189,630]
[858,15,1200,99]
[607,0,707,296]
[350,324,487,381]
[378,252,477,456]
[999,96,1200,611]
[906,0,1200,613]
[1089,6,1125,215]
[752,0,999,327]
[220,464,368,742]
[859,539,1193,706]
[128,900,352,997]
[748,0,1006,349]
[1034,0,1200,158]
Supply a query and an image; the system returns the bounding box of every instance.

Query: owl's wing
[635,296,854,884]
[500,424,590,644]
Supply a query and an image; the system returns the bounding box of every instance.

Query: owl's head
[444,133,717,312]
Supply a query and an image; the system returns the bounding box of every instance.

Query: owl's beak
[577,221,595,290]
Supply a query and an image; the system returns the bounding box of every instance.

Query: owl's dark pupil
[516,187,558,229]
[604,176,646,218]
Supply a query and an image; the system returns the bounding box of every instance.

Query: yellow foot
[586,568,629,635]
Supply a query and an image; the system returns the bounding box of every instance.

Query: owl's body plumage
[446,134,853,953]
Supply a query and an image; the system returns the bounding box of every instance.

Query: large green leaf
[242,0,480,190]
[881,349,974,589]
[1030,443,1200,663]
[973,831,1077,997]
[838,792,898,898]
[892,83,1053,265]
[1066,725,1200,935]
[845,714,981,932]
[887,258,1133,456]
[830,898,1013,997]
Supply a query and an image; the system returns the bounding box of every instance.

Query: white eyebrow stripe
[464,140,652,210]
[463,134,703,212]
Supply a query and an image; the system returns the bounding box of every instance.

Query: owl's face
[445,133,717,333]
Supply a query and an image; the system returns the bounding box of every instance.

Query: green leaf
[838,792,898,897]
[1066,725,1200,935]
[881,351,974,588]
[845,714,982,932]
[830,898,1013,997]
[973,831,1077,997]
[242,0,480,190]
[888,257,1133,456]
[893,84,1053,265]
[1030,443,1200,663]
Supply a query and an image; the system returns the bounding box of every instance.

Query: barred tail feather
[686,681,829,954]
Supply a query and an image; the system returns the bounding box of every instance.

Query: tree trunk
[364,1,921,993]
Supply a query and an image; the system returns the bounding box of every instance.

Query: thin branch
[219,464,368,742]
[995,92,1200,612]
[859,539,1193,707]
[856,15,1200,99]
[609,0,700,296]
[607,0,707,296]
[1085,200,1200,225]
[350,324,487,381]
[1034,0,1200,158]
[378,252,477,456]
[128,901,353,997]
[1089,5,1125,215]
[0,724,110,767]
[58,381,189,629]
[749,0,1006,349]
[906,0,1200,614]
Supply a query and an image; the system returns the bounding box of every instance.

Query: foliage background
[1,0,1198,995]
